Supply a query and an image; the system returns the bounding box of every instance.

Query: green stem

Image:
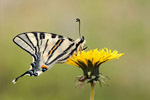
[90,83,95,100]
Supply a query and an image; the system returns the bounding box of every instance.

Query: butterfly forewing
[13,32,75,65]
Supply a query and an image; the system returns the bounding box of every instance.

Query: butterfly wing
[12,32,86,84]
[13,32,76,68]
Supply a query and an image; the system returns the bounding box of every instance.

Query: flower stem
[90,83,95,100]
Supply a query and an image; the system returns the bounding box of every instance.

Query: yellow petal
[66,48,124,68]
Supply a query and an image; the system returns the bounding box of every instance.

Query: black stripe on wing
[17,36,34,51]
[51,33,57,38]
[58,35,63,38]
[68,38,74,42]
[57,43,75,62]
[46,42,75,65]
[47,39,62,55]
[43,39,49,54]
[69,37,85,55]
[13,37,37,61]
[25,33,38,55]
[39,32,45,45]
[50,38,84,64]
[40,32,45,39]
[46,39,64,64]
[32,32,40,51]
[47,51,67,65]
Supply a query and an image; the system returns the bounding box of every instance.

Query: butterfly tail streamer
[12,70,32,84]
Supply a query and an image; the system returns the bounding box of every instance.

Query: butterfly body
[12,32,86,83]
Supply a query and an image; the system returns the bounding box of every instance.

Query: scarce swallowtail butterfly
[12,18,87,84]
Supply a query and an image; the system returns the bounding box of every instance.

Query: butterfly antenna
[76,18,81,37]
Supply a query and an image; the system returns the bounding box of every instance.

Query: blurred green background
[0,0,150,100]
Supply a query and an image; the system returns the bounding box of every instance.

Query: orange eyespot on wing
[41,65,48,69]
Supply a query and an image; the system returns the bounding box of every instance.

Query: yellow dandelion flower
[67,48,124,84]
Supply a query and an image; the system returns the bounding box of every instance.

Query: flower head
[67,48,124,86]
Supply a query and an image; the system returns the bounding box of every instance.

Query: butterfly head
[75,36,87,51]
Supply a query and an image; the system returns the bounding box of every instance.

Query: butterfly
[12,18,87,84]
